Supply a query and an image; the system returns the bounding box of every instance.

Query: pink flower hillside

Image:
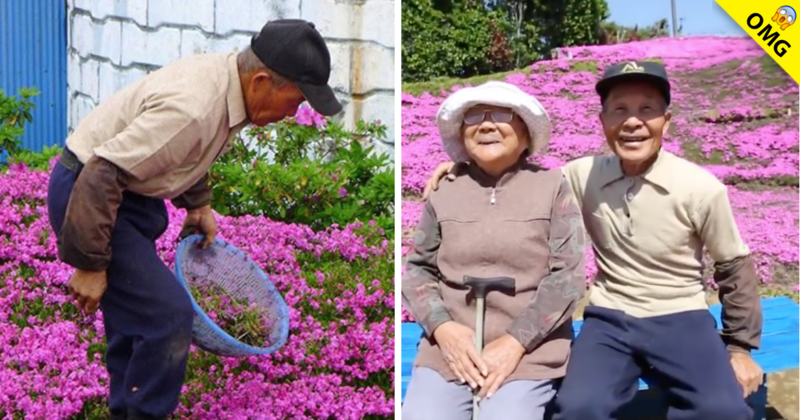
[0,161,394,420]
[400,35,799,322]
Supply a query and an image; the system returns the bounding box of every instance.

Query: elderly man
[422,61,763,420]
[46,19,341,420]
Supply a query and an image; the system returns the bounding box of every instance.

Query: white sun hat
[436,81,552,162]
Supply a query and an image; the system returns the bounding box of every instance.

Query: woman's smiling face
[461,105,530,175]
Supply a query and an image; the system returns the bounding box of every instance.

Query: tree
[401,0,507,82]
[491,0,610,67]
[401,0,612,82]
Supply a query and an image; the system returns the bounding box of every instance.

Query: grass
[730,176,800,189]
[402,67,533,96]
[400,54,790,100]
[762,285,800,303]
[681,54,793,103]
[189,282,273,347]
[66,398,108,420]
[400,61,599,96]
[758,54,791,87]
[760,261,800,303]
[680,142,728,165]
[535,59,600,74]
[688,54,783,80]
[401,57,670,96]
[402,191,423,201]
[571,60,599,73]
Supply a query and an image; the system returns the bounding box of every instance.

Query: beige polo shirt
[562,150,750,318]
[66,52,249,200]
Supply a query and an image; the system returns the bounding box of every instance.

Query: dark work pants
[552,306,752,420]
[47,156,194,419]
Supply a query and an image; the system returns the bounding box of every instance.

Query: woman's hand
[433,321,488,389]
[478,334,526,400]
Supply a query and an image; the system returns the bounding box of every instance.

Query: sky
[606,0,747,36]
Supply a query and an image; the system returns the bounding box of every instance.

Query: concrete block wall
[66,0,395,156]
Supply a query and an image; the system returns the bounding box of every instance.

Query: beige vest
[415,163,573,383]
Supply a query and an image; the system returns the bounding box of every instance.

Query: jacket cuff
[425,314,454,338]
[506,325,538,352]
[172,173,211,210]
[725,342,752,355]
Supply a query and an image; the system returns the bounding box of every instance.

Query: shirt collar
[598,149,672,193]
[641,149,672,193]
[468,157,528,188]
[226,53,248,128]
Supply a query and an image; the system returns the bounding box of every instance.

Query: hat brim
[436,82,551,163]
[596,73,671,105]
[297,82,343,116]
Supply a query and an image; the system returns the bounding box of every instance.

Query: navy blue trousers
[47,157,194,419]
[552,306,752,420]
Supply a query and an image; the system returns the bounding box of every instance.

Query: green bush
[0,87,39,157]
[401,0,611,83]
[209,107,394,237]
[402,0,509,82]
[8,144,62,171]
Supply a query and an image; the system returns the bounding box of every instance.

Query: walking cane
[463,275,516,420]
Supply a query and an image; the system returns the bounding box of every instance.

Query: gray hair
[237,46,290,86]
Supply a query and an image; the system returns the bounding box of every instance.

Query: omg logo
[746,5,794,57]
[772,5,796,30]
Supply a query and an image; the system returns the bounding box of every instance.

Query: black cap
[595,60,671,106]
[250,19,342,116]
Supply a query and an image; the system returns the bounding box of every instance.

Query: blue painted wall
[0,0,68,154]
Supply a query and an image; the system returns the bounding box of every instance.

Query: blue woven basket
[174,234,290,358]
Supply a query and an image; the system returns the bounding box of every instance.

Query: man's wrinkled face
[244,71,306,126]
[600,82,671,165]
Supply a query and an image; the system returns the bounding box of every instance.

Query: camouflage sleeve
[401,199,452,337]
[506,174,586,352]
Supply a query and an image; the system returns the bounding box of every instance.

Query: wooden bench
[400,296,799,420]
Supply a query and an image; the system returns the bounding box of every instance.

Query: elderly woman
[401,81,586,420]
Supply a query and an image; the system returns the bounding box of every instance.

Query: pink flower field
[401,36,799,321]
[0,162,394,419]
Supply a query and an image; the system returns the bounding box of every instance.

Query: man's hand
[421,161,461,200]
[180,204,217,248]
[478,334,526,400]
[730,352,764,398]
[433,321,488,390]
[68,269,107,314]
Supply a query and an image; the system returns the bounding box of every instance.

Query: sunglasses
[462,108,515,125]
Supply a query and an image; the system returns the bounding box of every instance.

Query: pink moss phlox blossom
[400,36,798,322]
[0,163,393,419]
